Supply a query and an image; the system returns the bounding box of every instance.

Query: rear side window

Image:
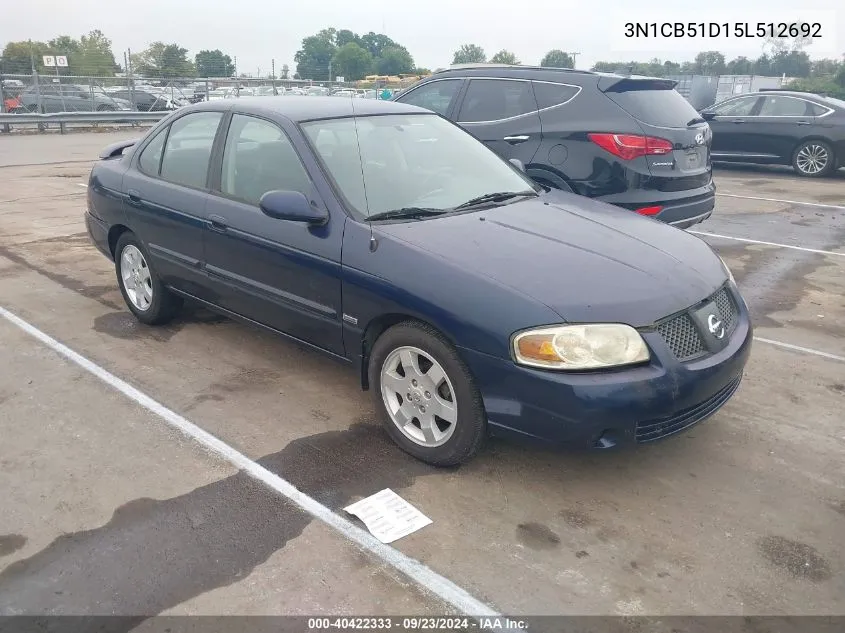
[398,79,461,116]
[458,79,537,123]
[606,88,701,127]
[160,112,222,189]
[532,82,579,110]
[807,102,831,116]
[138,127,168,175]
[759,96,812,116]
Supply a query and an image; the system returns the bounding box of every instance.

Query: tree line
[294,28,422,81]
[0,33,246,79]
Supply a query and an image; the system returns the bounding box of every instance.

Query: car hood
[374,194,727,326]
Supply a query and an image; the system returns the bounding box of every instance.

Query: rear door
[453,78,542,165]
[122,110,225,297]
[748,95,818,161]
[602,80,712,185]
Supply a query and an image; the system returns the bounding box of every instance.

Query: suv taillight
[588,133,674,160]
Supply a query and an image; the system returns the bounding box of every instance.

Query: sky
[3,0,842,75]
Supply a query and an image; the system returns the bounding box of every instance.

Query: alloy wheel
[796,144,829,175]
[380,346,458,447]
[120,245,153,311]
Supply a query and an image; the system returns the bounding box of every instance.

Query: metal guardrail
[0,110,168,133]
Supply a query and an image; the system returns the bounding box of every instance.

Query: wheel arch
[107,224,131,259]
[526,166,575,193]
[793,135,836,159]
[359,313,459,391]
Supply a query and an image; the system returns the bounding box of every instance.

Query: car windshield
[301,113,536,219]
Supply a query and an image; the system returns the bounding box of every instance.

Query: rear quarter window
[532,82,580,109]
[605,88,700,128]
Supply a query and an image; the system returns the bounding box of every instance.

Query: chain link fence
[1,68,422,119]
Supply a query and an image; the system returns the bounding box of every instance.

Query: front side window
[712,96,760,116]
[302,113,536,219]
[221,114,312,205]
[159,112,222,189]
[458,79,537,123]
[397,79,462,116]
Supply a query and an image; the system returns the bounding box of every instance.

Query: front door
[453,78,543,166]
[707,95,763,157]
[203,113,345,355]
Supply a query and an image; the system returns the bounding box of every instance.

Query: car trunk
[600,78,712,190]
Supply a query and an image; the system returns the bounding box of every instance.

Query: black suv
[394,65,714,228]
[701,90,845,177]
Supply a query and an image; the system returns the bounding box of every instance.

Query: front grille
[635,373,743,443]
[657,314,706,361]
[656,284,739,362]
[713,287,736,331]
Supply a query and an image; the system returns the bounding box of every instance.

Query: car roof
[187,95,429,121]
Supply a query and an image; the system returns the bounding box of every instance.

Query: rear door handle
[732,119,745,124]
[796,120,811,125]
[503,135,530,144]
[209,214,228,232]
[126,189,142,207]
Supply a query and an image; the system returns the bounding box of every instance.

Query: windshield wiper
[367,207,448,222]
[687,116,706,126]
[453,190,538,210]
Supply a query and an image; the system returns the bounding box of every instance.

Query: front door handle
[732,119,745,124]
[796,120,811,125]
[209,214,228,232]
[126,189,142,207]
[503,135,530,144]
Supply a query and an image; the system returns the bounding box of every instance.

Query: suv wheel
[792,140,835,177]
[368,322,487,466]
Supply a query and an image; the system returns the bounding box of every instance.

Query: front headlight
[719,255,736,285]
[512,323,650,370]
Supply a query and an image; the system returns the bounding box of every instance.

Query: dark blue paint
[86,97,752,448]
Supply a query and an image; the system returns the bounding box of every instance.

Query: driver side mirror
[509,158,526,173]
[259,190,328,225]
[701,111,716,121]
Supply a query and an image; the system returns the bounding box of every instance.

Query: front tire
[792,140,835,177]
[368,322,487,466]
[115,232,182,325]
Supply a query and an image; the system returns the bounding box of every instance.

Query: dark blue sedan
[85,97,752,465]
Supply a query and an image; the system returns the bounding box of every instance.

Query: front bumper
[459,287,753,449]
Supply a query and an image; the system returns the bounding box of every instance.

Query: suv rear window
[605,87,700,128]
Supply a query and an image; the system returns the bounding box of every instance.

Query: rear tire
[114,232,182,325]
[792,140,835,177]
[368,322,487,466]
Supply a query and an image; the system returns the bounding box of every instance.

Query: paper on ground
[344,488,432,543]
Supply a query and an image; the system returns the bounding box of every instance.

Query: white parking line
[0,304,500,619]
[717,192,845,210]
[76,183,87,188]
[754,337,845,363]
[690,231,845,258]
